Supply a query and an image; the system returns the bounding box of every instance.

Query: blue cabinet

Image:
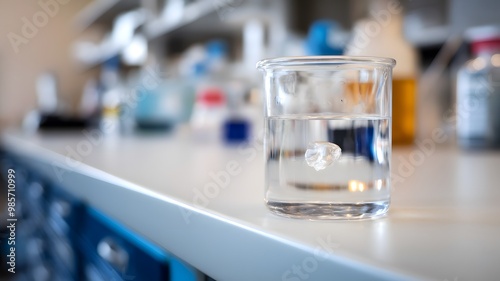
[79,207,198,281]
[45,184,82,280]
[0,152,208,281]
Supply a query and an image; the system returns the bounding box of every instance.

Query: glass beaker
[257,56,395,219]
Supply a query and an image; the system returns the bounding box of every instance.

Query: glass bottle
[457,26,500,149]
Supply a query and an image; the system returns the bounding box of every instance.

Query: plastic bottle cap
[466,25,500,54]
[305,20,344,56]
[471,39,500,54]
[198,88,225,106]
[206,40,228,59]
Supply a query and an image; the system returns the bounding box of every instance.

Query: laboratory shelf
[145,0,215,40]
[144,0,240,41]
[2,129,500,280]
[75,44,124,71]
[74,0,141,31]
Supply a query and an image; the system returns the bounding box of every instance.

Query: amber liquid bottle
[392,78,416,145]
[345,0,418,145]
[344,79,417,147]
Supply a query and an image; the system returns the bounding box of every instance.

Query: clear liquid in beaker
[265,114,390,219]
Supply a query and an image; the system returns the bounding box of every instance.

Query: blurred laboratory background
[0,0,499,147]
[1,0,500,280]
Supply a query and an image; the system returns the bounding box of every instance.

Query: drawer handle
[51,200,71,218]
[28,182,44,199]
[97,237,129,272]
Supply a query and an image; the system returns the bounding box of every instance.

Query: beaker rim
[256,56,396,70]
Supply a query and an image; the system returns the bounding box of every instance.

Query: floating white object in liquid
[305,141,342,171]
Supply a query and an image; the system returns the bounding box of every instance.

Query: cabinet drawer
[47,185,83,237]
[79,207,199,281]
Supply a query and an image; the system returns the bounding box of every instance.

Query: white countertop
[2,129,500,281]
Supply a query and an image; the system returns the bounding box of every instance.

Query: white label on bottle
[457,74,490,138]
